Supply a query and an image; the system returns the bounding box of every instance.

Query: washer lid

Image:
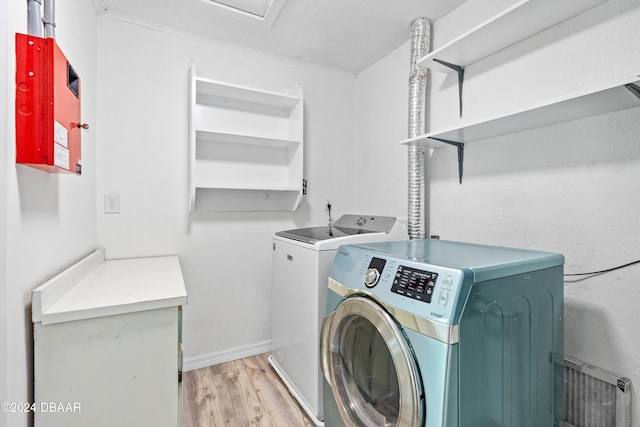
[275,214,398,245]
[275,226,374,245]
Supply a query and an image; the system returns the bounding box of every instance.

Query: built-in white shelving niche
[189,64,303,212]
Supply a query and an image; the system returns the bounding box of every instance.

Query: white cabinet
[189,64,304,212]
[32,249,188,427]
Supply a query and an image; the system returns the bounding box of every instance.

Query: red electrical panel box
[15,33,83,174]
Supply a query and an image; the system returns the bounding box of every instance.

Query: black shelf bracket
[433,59,465,117]
[624,83,640,100]
[430,137,465,184]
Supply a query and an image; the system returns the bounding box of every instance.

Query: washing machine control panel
[391,266,438,303]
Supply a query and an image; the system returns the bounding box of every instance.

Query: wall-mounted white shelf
[189,64,303,212]
[402,77,640,149]
[193,187,302,212]
[421,0,608,73]
[195,78,300,116]
[196,130,300,148]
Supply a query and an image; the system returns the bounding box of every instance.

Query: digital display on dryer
[391,265,438,303]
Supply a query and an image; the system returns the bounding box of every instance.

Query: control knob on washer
[364,268,380,288]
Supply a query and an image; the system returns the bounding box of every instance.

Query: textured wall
[355,1,640,425]
[428,0,640,424]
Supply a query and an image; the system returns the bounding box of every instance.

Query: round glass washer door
[321,295,424,427]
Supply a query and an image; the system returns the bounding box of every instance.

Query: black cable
[327,202,332,236]
[564,259,640,276]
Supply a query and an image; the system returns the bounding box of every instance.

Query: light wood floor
[183,352,315,427]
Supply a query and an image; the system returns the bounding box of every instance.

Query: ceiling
[93,0,467,74]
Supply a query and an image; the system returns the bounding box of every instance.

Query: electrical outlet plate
[104,193,120,214]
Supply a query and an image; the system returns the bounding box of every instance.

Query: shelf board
[193,186,302,212]
[195,130,300,148]
[421,0,607,73]
[195,185,301,192]
[195,77,301,116]
[402,77,640,148]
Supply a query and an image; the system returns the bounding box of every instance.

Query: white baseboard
[183,340,272,372]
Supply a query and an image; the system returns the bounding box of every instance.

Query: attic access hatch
[201,0,286,26]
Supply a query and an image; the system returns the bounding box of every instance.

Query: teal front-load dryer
[320,239,564,427]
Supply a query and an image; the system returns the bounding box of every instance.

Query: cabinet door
[34,307,180,427]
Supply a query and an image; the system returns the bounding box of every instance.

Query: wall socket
[104,193,120,214]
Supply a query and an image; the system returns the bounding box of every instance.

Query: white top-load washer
[269,214,405,426]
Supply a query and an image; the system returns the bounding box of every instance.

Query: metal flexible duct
[407,18,430,240]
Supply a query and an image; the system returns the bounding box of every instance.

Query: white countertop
[32,249,188,325]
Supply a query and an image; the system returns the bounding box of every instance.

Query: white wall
[354,42,409,221]
[356,0,640,424]
[1,0,9,425]
[95,16,358,366]
[3,2,98,426]
[430,1,640,422]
